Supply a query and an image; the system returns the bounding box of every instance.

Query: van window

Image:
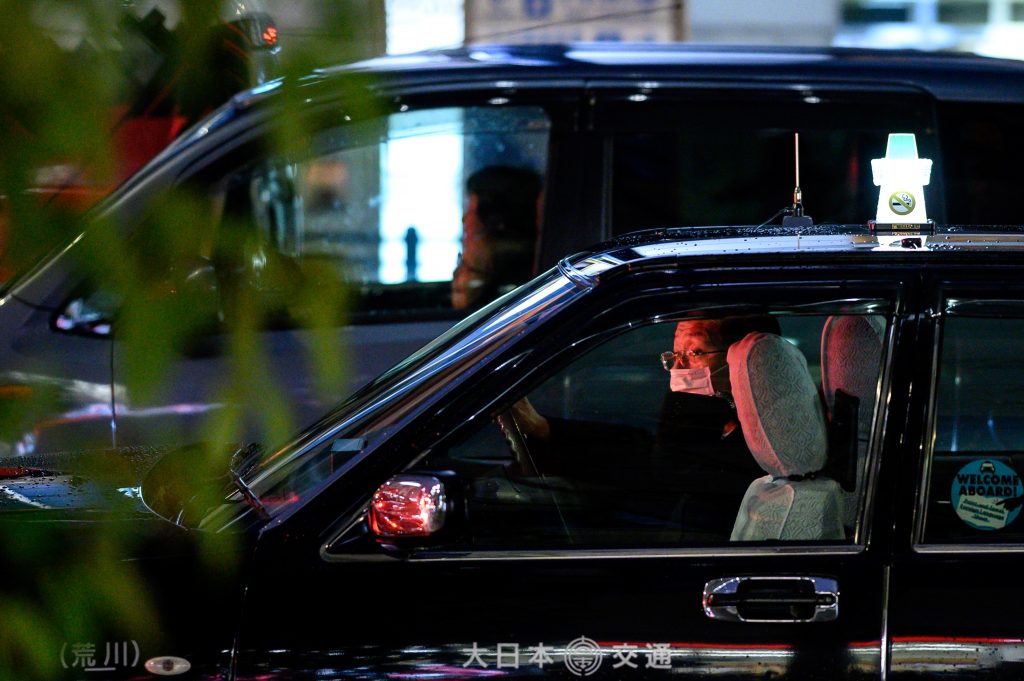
[253,105,551,322]
[937,101,1024,224]
[603,90,935,231]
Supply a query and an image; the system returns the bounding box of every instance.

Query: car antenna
[781,132,813,229]
[755,132,814,229]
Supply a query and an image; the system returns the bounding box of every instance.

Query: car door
[888,276,1024,679]
[235,273,904,679]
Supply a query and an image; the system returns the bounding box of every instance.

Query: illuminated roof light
[870,133,933,225]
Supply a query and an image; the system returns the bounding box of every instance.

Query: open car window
[416,307,889,552]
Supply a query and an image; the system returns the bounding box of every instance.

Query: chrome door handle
[703,576,839,623]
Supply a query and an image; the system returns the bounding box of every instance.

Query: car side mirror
[55,295,115,337]
[55,262,223,342]
[368,474,448,538]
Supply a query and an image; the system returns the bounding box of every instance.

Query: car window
[921,307,1024,544]
[603,90,936,230]
[419,310,888,551]
[55,105,551,337]
[938,102,1024,224]
[257,105,551,322]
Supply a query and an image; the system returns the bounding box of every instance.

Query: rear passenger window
[420,308,887,552]
[922,308,1024,544]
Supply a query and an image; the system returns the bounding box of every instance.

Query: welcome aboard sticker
[951,459,1024,531]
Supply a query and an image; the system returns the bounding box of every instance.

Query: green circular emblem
[889,191,916,216]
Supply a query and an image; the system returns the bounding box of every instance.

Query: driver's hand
[511,397,550,440]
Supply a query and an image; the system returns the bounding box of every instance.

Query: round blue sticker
[951,459,1024,531]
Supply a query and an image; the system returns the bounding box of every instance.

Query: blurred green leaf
[0,1,365,677]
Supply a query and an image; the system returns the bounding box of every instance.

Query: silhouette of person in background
[453,165,542,310]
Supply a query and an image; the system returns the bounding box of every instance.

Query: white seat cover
[820,315,885,526]
[731,477,844,541]
[728,332,844,541]
[820,315,884,443]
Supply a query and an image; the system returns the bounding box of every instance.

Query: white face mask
[669,366,714,396]
[669,363,730,397]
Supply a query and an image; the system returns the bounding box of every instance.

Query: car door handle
[703,576,839,623]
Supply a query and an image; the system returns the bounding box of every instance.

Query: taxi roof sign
[870,132,933,229]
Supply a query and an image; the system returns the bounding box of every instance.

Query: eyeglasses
[660,349,726,370]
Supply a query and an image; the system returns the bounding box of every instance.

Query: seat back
[728,332,844,541]
[821,315,883,449]
[821,315,884,524]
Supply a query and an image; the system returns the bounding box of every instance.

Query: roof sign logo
[889,191,915,216]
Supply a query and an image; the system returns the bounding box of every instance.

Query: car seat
[820,315,884,526]
[728,332,845,541]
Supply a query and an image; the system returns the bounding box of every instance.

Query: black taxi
[199,221,1024,680]
[8,219,1019,679]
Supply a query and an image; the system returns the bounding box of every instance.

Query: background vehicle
[7,223,1024,678]
[4,43,1024,458]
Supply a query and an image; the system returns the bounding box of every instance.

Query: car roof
[312,43,1024,103]
[562,225,1024,278]
[211,43,1024,120]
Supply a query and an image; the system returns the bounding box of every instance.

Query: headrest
[728,332,828,478]
[821,315,884,416]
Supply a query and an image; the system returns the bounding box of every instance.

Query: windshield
[201,254,621,525]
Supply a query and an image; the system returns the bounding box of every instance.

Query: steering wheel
[494,409,540,478]
[492,409,576,544]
